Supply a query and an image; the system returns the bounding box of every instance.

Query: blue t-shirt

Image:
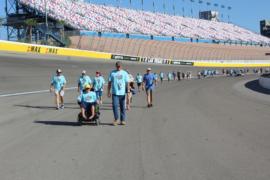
[136,75,143,83]
[154,74,158,80]
[108,70,129,96]
[51,75,66,91]
[93,76,105,92]
[168,73,173,80]
[79,91,97,103]
[143,73,155,90]
[160,72,164,78]
[78,75,92,90]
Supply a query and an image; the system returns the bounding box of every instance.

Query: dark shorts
[137,82,142,86]
[82,102,96,110]
[95,91,103,99]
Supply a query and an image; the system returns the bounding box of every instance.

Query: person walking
[50,68,67,110]
[142,68,156,108]
[126,70,135,110]
[177,71,181,81]
[78,70,92,94]
[135,73,143,92]
[93,71,105,104]
[107,61,129,126]
[159,72,164,84]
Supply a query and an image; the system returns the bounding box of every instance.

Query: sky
[0,0,270,40]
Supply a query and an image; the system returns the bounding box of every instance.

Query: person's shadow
[34,120,114,127]
[14,104,79,110]
[245,80,270,95]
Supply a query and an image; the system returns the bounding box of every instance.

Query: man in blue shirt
[93,71,105,104]
[108,61,129,126]
[135,73,143,92]
[143,68,156,108]
[50,69,67,110]
[78,84,97,120]
[78,70,92,94]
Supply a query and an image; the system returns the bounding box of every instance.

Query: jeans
[112,94,126,121]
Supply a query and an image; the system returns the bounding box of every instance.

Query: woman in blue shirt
[50,69,67,110]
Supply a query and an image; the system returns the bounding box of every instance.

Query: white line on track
[0,87,77,98]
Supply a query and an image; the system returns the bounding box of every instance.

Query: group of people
[49,64,267,126]
[49,61,157,126]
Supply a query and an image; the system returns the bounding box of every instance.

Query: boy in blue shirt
[93,71,105,104]
[78,70,92,94]
[78,84,97,120]
[50,69,67,110]
[143,68,156,108]
[135,73,143,92]
[108,61,129,126]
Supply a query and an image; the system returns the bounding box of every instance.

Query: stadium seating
[19,0,270,44]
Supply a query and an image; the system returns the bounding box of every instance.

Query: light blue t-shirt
[93,76,105,92]
[78,75,92,90]
[108,70,129,96]
[143,73,155,90]
[136,75,143,83]
[51,75,66,91]
[168,73,173,80]
[79,91,97,103]
[160,72,164,78]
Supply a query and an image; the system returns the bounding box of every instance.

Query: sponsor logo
[46,48,58,54]
[27,46,41,53]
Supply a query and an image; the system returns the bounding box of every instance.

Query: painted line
[0,87,77,98]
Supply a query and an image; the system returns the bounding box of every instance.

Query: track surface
[0,52,270,180]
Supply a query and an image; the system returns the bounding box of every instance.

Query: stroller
[77,103,101,126]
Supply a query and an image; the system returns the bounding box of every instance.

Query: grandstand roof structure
[18,0,270,44]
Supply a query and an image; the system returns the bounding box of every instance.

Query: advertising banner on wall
[111,54,140,61]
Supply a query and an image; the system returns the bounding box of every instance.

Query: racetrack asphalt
[0,51,270,180]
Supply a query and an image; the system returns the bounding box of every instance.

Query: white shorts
[55,90,65,96]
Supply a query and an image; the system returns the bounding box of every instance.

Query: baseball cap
[147,68,152,71]
[82,70,86,74]
[56,68,62,73]
[84,84,91,90]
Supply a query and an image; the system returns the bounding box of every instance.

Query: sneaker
[112,120,119,126]
[60,104,64,109]
[120,121,126,125]
[56,107,60,110]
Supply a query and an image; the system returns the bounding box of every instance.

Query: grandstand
[18,0,270,44]
[5,0,270,60]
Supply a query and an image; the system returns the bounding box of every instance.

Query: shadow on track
[245,80,270,95]
[14,104,79,110]
[34,120,113,127]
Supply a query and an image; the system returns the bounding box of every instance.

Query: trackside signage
[0,40,111,59]
[140,57,171,65]
[171,61,194,65]
[111,54,140,61]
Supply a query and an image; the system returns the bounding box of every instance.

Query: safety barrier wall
[0,40,111,59]
[1,40,270,68]
[70,36,270,61]
[259,75,270,90]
